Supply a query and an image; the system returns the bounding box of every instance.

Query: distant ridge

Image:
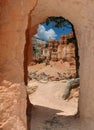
[34,36,47,42]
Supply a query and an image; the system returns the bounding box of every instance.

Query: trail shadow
[30,105,80,130]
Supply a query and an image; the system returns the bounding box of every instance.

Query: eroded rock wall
[79,4,94,129]
[1,0,94,130]
[0,0,37,130]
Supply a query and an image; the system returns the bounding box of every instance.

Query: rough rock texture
[0,0,37,130]
[0,80,26,130]
[0,0,94,130]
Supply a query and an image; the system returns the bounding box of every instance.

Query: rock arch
[0,0,94,130]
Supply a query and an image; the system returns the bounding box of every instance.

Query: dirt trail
[29,81,80,130]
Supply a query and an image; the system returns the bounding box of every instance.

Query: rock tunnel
[0,0,94,130]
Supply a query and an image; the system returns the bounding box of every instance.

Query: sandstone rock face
[0,80,27,130]
[0,0,37,130]
[0,0,94,130]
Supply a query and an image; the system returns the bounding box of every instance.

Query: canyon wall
[0,0,37,130]
[0,0,94,130]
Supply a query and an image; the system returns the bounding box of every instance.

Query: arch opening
[26,16,80,130]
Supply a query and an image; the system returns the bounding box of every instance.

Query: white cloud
[35,24,57,41]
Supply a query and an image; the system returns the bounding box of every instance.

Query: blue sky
[35,21,73,41]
